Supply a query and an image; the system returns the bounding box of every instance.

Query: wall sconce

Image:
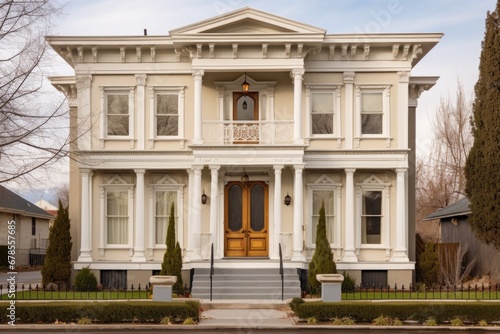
[201,190,207,205]
[242,73,250,94]
[284,192,291,206]
[242,99,248,109]
[241,170,249,187]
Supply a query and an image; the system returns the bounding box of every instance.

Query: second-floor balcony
[203,120,294,145]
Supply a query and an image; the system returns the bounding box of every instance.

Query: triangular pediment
[170,7,326,36]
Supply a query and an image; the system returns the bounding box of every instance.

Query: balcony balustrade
[202,120,294,145]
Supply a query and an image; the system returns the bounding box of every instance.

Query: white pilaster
[75,75,92,150]
[192,70,204,145]
[343,168,358,262]
[343,72,355,149]
[398,71,410,149]
[291,164,305,261]
[135,74,146,150]
[291,69,305,145]
[209,165,220,249]
[191,165,203,261]
[185,169,194,261]
[391,169,409,262]
[132,169,146,262]
[273,165,283,259]
[78,169,93,262]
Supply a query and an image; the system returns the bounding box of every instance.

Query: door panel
[224,181,268,257]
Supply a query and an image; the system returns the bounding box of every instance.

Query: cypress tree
[465,0,500,251]
[159,203,184,294]
[307,201,337,293]
[41,200,72,287]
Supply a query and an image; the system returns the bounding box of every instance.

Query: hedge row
[290,299,500,323]
[0,300,199,324]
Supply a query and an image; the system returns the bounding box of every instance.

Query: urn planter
[316,274,344,302]
[149,275,177,302]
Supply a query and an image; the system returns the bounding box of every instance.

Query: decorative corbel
[150,46,156,62]
[92,46,98,62]
[329,45,336,60]
[364,44,370,60]
[297,43,303,57]
[136,46,142,62]
[77,46,83,63]
[285,43,291,58]
[196,43,202,58]
[120,46,126,62]
[351,44,357,58]
[342,44,349,59]
[392,44,400,60]
[232,43,238,59]
[262,43,268,58]
[402,44,410,60]
[411,44,423,63]
[209,43,215,58]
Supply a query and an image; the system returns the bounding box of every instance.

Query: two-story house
[48,7,441,292]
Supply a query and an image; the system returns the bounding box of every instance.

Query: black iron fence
[341,283,500,300]
[0,283,152,300]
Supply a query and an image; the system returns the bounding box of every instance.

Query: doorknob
[241,229,247,233]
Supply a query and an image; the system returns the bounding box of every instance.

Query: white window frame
[306,175,342,255]
[355,175,390,253]
[99,87,135,146]
[305,84,342,146]
[148,175,184,254]
[148,86,185,148]
[355,85,391,147]
[99,175,134,255]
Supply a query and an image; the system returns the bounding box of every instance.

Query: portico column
[185,169,194,261]
[209,165,220,255]
[291,164,305,261]
[343,169,358,262]
[343,72,355,149]
[291,69,305,145]
[273,165,283,259]
[391,169,410,261]
[135,74,146,150]
[192,70,204,145]
[78,169,93,262]
[132,169,146,262]
[191,165,203,260]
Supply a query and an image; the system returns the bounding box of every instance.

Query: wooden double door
[224,181,269,257]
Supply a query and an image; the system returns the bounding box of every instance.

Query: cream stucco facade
[48,7,441,289]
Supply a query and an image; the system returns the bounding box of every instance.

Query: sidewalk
[199,299,295,327]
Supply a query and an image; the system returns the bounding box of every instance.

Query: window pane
[250,184,265,232]
[107,115,129,135]
[362,191,382,244]
[107,94,129,114]
[311,93,334,135]
[155,191,177,244]
[157,115,178,136]
[312,190,334,244]
[157,94,178,115]
[361,114,382,134]
[312,114,333,134]
[107,217,128,244]
[107,191,128,215]
[363,191,382,215]
[362,93,382,112]
[228,184,242,231]
[312,93,333,114]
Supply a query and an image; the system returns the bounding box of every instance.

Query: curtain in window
[361,93,383,134]
[311,93,334,134]
[107,190,128,244]
[312,190,334,244]
[155,190,177,244]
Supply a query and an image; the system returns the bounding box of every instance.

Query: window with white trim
[306,175,341,249]
[356,175,390,249]
[149,87,185,145]
[306,85,341,139]
[154,190,177,245]
[100,88,135,139]
[361,190,382,244]
[106,189,129,245]
[355,86,391,141]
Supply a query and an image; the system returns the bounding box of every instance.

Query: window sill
[354,137,392,148]
[148,138,186,149]
[100,138,136,149]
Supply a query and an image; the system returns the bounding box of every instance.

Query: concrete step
[191,267,302,300]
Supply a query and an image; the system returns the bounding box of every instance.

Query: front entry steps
[191,267,301,300]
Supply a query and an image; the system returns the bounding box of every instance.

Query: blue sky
[29,0,494,198]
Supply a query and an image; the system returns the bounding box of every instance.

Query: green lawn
[342,290,500,300]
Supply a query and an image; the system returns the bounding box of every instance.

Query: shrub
[424,317,438,326]
[307,201,336,293]
[450,317,464,326]
[160,203,184,295]
[341,272,356,292]
[183,317,196,325]
[77,317,92,325]
[41,201,72,286]
[417,242,440,287]
[0,301,200,324]
[479,319,488,326]
[307,317,318,325]
[373,315,391,326]
[74,267,98,292]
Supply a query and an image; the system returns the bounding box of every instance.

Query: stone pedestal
[150,275,177,302]
[316,274,344,302]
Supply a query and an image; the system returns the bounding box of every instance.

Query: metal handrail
[210,243,214,301]
[279,243,284,301]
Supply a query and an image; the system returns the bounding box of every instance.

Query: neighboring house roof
[424,197,471,221]
[35,199,58,211]
[0,185,54,219]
